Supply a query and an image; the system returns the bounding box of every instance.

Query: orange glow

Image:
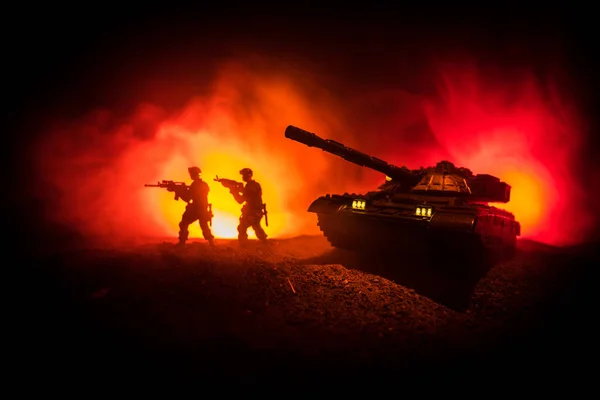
[33,59,350,246]
[32,56,595,247]
[495,170,547,235]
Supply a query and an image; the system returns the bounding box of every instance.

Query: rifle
[208,204,213,227]
[214,175,244,191]
[144,180,188,201]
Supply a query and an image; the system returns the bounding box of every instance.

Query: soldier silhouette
[172,166,215,246]
[230,168,268,245]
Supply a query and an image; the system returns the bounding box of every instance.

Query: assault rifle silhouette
[144,180,187,200]
[213,176,244,190]
[144,180,213,226]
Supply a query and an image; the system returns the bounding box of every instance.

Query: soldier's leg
[237,215,250,243]
[178,209,197,245]
[251,217,268,242]
[199,219,215,245]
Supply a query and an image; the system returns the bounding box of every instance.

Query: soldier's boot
[238,225,249,247]
[259,233,268,243]
[254,225,268,244]
[204,231,215,247]
[199,221,215,247]
[238,235,249,248]
[178,229,188,247]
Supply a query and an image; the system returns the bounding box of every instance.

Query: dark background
[5,3,598,384]
[5,4,597,147]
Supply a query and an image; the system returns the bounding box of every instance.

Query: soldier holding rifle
[215,168,268,245]
[145,166,215,246]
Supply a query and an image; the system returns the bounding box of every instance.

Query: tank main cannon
[285,125,512,203]
[285,125,417,183]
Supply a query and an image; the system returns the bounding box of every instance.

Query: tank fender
[428,213,476,233]
[307,196,346,214]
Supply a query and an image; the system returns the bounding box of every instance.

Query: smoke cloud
[30,53,597,247]
[421,61,593,246]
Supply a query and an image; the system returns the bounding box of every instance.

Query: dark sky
[6,4,595,120]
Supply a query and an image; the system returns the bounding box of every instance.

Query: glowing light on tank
[352,200,365,210]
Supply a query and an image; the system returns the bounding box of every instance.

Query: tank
[285,125,521,259]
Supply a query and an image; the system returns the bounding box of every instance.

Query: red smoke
[421,61,591,246]
[32,56,595,247]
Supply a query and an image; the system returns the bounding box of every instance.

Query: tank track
[316,214,358,250]
[316,213,427,252]
[317,213,516,263]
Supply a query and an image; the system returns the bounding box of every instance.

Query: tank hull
[309,194,520,259]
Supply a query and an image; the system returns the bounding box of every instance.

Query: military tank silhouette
[285,125,521,258]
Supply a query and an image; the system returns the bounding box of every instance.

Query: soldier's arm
[178,186,191,202]
[232,190,245,204]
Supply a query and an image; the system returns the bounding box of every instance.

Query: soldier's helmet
[240,168,253,177]
[188,166,201,175]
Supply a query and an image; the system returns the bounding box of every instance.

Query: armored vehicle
[285,125,521,258]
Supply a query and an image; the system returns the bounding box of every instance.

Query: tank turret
[285,125,511,203]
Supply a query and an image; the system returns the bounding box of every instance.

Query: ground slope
[17,235,596,384]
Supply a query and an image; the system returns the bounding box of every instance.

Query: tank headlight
[416,206,433,217]
[352,199,366,210]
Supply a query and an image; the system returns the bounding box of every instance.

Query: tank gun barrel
[285,125,411,180]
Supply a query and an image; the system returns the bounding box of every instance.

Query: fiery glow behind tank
[31,57,597,247]
[382,60,595,246]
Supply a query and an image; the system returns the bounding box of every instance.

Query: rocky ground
[17,234,596,385]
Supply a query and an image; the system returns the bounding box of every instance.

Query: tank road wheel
[316,214,358,250]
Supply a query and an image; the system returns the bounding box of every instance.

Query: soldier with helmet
[172,166,215,246]
[230,168,268,244]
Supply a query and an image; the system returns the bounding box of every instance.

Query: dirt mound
[18,236,595,383]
